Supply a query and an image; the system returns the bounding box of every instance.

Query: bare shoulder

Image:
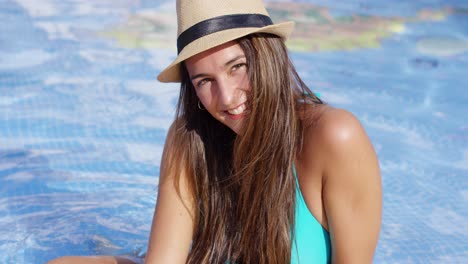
[164,118,184,148]
[300,105,381,195]
[303,106,382,261]
[300,106,378,170]
[303,106,368,150]
[160,119,189,181]
[145,118,194,264]
[304,104,381,171]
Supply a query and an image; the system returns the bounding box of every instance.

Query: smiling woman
[185,41,250,134]
[48,0,381,263]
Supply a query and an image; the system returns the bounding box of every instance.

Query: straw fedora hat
[157,0,295,83]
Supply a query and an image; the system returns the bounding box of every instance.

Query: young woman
[49,0,382,263]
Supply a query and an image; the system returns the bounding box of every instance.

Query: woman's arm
[145,123,194,264]
[305,108,382,263]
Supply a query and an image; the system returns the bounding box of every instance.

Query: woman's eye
[196,78,209,88]
[232,63,247,71]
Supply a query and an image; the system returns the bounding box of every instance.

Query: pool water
[0,0,467,263]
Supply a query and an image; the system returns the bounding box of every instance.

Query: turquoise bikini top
[292,165,331,263]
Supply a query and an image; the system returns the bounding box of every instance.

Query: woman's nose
[215,77,237,106]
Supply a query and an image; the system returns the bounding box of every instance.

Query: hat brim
[157,21,295,83]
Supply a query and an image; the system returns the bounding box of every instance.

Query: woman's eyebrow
[190,73,209,81]
[224,55,246,68]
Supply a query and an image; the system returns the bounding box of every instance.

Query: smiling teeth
[227,104,246,115]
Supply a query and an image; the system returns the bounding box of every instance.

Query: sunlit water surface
[0,0,467,263]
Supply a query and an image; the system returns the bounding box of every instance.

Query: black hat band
[177,13,273,54]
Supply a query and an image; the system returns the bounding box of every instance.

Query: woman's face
[185,41,250,134]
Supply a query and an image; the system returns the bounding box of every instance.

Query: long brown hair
[171,33,323,263]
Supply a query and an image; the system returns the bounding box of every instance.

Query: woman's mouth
[225,103,247,120]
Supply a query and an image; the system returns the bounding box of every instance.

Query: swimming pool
[1,0,467,263]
